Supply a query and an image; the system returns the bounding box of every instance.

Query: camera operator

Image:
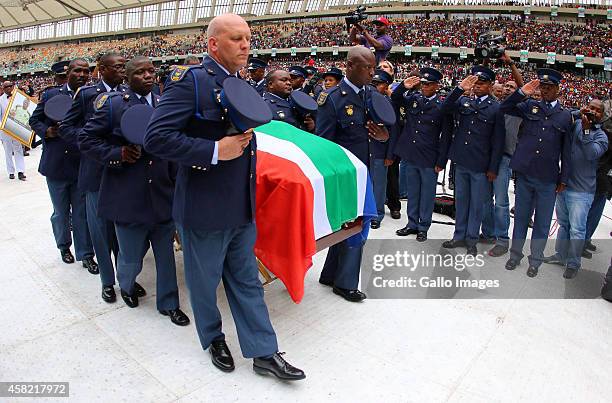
[349,16,393,65]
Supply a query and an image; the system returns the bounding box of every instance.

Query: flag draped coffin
[254,120,376,302]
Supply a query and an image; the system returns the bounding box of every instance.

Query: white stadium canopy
[0,0,608,43]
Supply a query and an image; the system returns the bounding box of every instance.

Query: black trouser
[386,158,401,212]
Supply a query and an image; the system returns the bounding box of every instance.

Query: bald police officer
[143,14,304,381]
[316,45,387,302]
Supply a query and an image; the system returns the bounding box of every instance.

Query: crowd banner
[578,7,585,18]
[253,48,258,57]
[271,48,277,57]
[291,47,297,56]
[520,50,528,63]
[431,45,439,58]
[311,46,317,56]
[575,54,584,69]
[332,45,339,56]
[546,52,556,65]
[608,9,612,20]
[524,6,531,15]
[605,58,612,72]
[404,45,412,56]
[459,46,467,59]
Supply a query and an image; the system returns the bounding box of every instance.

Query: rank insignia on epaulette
[412,101,418,108]
[171,65,189,82]
[95,94,109,110]
[123,94,130,101]
[317,92,328,106]
[96,88,101,92]
[532,106,539,114]
[278,111,285,119]
[345,105,354,116]
[464,102,470,107]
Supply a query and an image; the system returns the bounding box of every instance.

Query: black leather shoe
[120,289,139,308]
[390,210,401,219]
[60,249,75,264]
[253,352,305,381]
[416,231,427,242]
[17,172,26,181]
[209,339,235,372]
[8,173,14,179]
[488,245,508,257]
[526,266,539,278]
[102,286,116,303]
[442,239,466,249]
[585,241,596,252]
[318,278,333,287]
[466,245,478,256]
[582,249,593,259]
[133,282,146,297]
[160,309,190,326]
[82,257,99,274]
[505,259,519,271]
[396,226,418,236]
[332,286,366,302]
[563,267,578,279]
[370,220,380,229]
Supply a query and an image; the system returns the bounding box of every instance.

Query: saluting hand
[402,76,421,90]
[218,130,253,161]
[459,75,479,92]
[521,80,540,97]
[367,121,389,142]
[121,144,142,163]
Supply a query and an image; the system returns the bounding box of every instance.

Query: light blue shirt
[134,92,153,105]
[343,77,364,94]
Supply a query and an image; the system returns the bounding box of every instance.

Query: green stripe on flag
[256,120,358,231]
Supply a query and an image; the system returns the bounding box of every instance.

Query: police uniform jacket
[315,79,389,165]
[263,92,300,128]
[143,56,256,231]
[29,84,80,182]
[78,88,175,226]
[60,81,127,192]
[391,85,452,168]
[501,90,573,185]
[440,86,505,174]
[251,79,266,96]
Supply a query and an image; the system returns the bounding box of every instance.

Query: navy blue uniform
[250,79,266,96]
[79,89,179,310]
[263,92,313,132]
[391,86,452,232]
[501,89,573,268]
[143,56,277,358]
[440,87,506,246]
[60,81,125,287]
[315,78,375,289]
[29,84,93,261]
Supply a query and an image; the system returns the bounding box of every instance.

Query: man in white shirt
[0,81,26,180]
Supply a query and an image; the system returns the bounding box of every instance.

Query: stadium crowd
[2,16,610,75]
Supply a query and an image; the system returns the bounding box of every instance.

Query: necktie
[358,89,365,105]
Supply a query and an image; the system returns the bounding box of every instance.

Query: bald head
[346,46,376,87]
[206,13,251,74]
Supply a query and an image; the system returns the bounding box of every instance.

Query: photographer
[544,99,608,279]
[349,16,393,64]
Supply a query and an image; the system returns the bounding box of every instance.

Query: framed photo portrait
[1,89,37,148]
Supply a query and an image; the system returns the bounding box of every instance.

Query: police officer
[263,69,315,132]
[501,69,573,277]
[392,67,452,241]
[247,57,267,95]
[302,65,324,98]
[289,65,307,91]
[439,66,505,256]
[316,45,386,301]
[29,59,98,272]
[143,14,304,381]
[369,69,396,229]
[78,56,189,326]
[60,52,128,303]
[322,67,343,90]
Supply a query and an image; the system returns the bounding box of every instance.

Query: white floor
[1,147,611,403]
